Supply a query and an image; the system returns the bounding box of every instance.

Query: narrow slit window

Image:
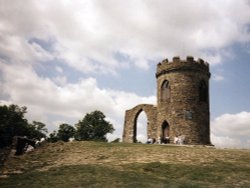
[199,81,208,102]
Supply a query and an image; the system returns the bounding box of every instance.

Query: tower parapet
[156,56,210,78]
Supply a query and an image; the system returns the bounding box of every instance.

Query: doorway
[161,121,170,143]
[133,110,148,143]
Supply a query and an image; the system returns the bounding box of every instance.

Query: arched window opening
[199,80,208,102]
[133,110,148,143]
[161,121,170,144]
[161,80,170,101]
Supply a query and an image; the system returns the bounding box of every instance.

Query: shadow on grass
[2,160,249,188]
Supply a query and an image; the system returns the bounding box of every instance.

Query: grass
[0,141,250,187]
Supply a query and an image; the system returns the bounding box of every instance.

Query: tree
[57,123,75,142]
[27,121,48,139]
[0,104,29,147]
[47,130,59,143]
[0,104,48,148]
[75,110,114,142]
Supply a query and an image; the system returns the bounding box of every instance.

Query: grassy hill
[0,141,250,188]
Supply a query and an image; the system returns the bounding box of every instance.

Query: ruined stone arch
[123,104,157,143]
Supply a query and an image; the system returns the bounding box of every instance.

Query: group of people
[13,136,46,155]
[173,135,185,144]
[146,135,185,145]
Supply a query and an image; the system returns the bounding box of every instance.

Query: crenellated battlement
[156,56,210,78]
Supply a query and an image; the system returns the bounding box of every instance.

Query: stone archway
[123,104,157,143]
[133,110,147,143]
[161,121,170,144]
[162,121,170,138]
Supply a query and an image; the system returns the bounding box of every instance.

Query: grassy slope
[0,141,250,188]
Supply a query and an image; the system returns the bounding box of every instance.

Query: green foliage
[0,104,48,147]
[57,124,75,142]
[27,121,48,139]
[75,110,114,142]
[0,104,28,147]
[0,104,114,146]
[47,131,59,143]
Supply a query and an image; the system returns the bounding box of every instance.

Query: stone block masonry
[123,56,211,145]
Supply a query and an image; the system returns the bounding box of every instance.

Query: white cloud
[136,134,147,143]
[212,74,225,81]
[52,120,67,128]
[55,66,63,74]
[1,0,250,72]
[211,112,250,148]
[52,75,67,86]
[106,133,121,142]
[211,133,244,149]
[247,139,250,146]
[0,62,155,137]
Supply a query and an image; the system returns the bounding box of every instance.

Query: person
[174,136,178,144]
[157,136,161,144]
[15,136,36,155]
[25,144,34,153]
[147,138,153,144]
[165,136,170,144]
[35,139,40,147]
[179,135,185,145]
[152,138,156,144]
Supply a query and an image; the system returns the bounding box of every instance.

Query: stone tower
[123,56,211,145]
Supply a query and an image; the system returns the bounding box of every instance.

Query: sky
[0,0,250,148]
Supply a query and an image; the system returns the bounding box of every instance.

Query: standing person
[165,136,170,143]
[174,136,178,144]
[157,136,161,144]
[147,138,153,144]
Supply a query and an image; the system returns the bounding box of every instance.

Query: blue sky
[211,45,250,117]
[0,0,250,148]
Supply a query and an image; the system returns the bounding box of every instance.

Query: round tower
[156,56,211,145]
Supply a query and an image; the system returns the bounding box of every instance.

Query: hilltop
[1,141,250,187]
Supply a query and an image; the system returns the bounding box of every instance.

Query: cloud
[211,133,244,149]
[52,75,67,86]
[1,0,250,73]
[212,74,225,81]
[211,112,250,148]
[0,62,155,136]
[137,134,147,143]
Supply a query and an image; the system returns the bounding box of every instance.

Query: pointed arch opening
[161,121,170,144]
[161,80,170,101]
[133,110,148,143]
[199,80,208,102]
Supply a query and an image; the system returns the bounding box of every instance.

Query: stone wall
[123,56,211,145]
[123,104,157,143]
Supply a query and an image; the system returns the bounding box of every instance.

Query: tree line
[0,104,114,148]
